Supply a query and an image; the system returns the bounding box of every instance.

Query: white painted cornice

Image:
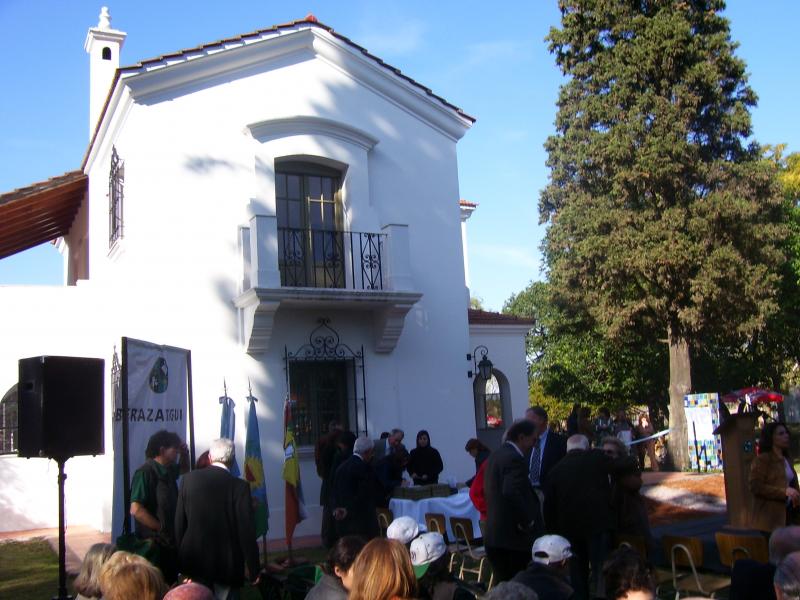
[84,86,135,173]
[121,30,314,103]
[247,116,379,150]
[89,26,471,157]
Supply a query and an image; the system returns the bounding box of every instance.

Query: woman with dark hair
[407,430,444,486]
[306,535,366,600]
[567,404,581,436]
[464,438,490,487]
[750,422,800,532]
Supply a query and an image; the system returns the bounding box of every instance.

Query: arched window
[0,384,18,454]
[474,374,505,430]
[102,47,112,60]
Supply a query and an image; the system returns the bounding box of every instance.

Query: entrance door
[289,361,350,447]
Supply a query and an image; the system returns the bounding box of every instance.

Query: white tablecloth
[389,488,481,540]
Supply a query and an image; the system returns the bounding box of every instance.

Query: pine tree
[540,0,787,468]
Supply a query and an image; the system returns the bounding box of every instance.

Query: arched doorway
[473,369,510,450]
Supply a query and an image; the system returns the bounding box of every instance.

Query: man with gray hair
[373,428,404,461]
[775,550,800,600]
[332,435,380,541]
[730,526,800,600]
[175,438,260,599]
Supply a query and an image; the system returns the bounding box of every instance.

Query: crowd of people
[83,407,800,600]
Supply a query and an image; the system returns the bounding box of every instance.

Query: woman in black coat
[407,430,444,486]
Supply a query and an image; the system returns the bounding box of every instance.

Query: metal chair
[376,507,393,538]
[616,533,673,592]
[425,512,463,572]
[662,535,731,599]
[714,531,769,568]
[450,516,493,589]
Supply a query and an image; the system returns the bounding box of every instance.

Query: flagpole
[256,375,267,569]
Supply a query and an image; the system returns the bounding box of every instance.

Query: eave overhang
[0,171,87,260]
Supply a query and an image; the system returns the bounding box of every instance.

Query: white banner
[111,338,191,536]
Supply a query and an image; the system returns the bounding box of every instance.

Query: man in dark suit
[372,428,404,462]
[175,438,260,599]
[484,419,541,583]
[525,406,567,507]
[332,436,380,540]
[544,434,613,600]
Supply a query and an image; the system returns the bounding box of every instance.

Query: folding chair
[376,507,393,538]
[425,512,464,572]
[662,535,731,599]
[449,516,493,588]
[714,531,769,568]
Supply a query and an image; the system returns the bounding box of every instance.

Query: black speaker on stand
[18,356,105,600]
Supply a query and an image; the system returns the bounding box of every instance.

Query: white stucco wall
[0,25,529,538]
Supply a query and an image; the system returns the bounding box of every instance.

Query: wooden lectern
[714,412,758,528]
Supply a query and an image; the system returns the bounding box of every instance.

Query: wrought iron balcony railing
[278,227,386,290]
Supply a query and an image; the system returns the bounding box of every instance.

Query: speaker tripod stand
[53,455,74,600]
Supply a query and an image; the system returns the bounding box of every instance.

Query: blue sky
[1,1,798,310]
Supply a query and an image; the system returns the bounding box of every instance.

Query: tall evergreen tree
[540,0,787,468]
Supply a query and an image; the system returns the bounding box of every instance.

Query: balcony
[234,215,422,355]
[278,228,385,290]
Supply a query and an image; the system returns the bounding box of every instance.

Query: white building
[0,10,531,538]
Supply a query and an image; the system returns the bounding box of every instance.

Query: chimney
[84,7,126,138]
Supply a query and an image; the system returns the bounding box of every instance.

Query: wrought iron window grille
[109,147,124,246]
[285,318,368,445]
[278,228,385,290]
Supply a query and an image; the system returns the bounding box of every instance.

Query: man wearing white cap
[387,516,419,546]
[511,535,575,600]
[410,532,476,599]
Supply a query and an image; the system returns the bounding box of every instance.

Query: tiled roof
[0,171,87,259]
[119,15,475,123]
[459,199,477,207]
[468,309,534,325]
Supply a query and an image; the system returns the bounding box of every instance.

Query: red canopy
[721,386,784,404]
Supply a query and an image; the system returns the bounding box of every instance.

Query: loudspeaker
[18,356,104,459]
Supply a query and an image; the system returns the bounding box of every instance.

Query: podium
[714,413,757,528]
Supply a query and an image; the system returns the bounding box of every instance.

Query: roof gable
[84,17,474,168]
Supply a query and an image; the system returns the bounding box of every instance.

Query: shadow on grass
[0,538,72,600]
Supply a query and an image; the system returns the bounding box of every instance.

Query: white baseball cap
[531,535,572,564]
[386,516,419,545]
[410,532,446,577]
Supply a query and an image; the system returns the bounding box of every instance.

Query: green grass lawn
[0,538,73,600]
[0,537,328,600]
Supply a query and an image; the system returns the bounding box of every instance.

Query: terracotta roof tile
[120,17,475,123]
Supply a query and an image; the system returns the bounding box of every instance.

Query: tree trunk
[667,326,691,471]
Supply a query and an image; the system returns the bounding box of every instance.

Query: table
[389,488,481,540]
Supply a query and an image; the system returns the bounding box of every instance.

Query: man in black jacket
[484,419,541,582]
[544,434,613,600]
[175,438,260,598]
[512,534,575,600]
[332,436,380,540]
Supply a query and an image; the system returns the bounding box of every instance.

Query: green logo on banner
[148,358,169,393]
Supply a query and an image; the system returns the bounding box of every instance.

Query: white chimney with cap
[84,7,126,138]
